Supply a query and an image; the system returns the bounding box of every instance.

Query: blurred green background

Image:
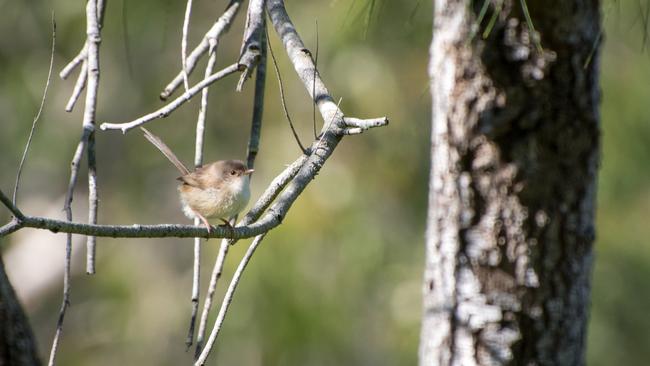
[0,0,647,365]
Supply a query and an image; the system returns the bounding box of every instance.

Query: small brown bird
[141,127,253,232]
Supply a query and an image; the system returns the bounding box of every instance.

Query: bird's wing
[177,165,221,190]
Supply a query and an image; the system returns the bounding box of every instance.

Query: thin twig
[101,63,242,133]
[239,154,308,225]
[246,18,267,169]
[193,238,229,359]
[186,40,219,350]
[0,218,22,237]
[47,128,89,366]
[267,0,341,132]
[195,55,218,168]
[236,0,266,91]
[46,231,71,366]
[65,62,88,112]
[48,1,103,362]
[186,217,202,350]
[267,35,306,153]
[0,190,25,220]
[182,0,193,92]
[160,0,243,100]
[194,234,267,366]
[13,14,56,205]
[84,0,103,275]
[59,44,86,80]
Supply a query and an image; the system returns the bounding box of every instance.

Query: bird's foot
[218,218,235,238]
[195,212,213,234]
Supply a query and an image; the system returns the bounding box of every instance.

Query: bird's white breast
[179,175,250,221]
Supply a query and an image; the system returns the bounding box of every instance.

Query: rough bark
[0,255,41,365]
[420,0,601,365]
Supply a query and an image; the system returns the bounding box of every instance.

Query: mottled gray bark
[420,1,601,365]
[0,255,41,365]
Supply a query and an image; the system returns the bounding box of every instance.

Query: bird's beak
[244,169,254,175]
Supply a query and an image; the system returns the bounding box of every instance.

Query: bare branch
[236,0,265,91]
[193,238,229,359]
[246,24,267,169]
[47,234,71,366]
[194,233,267,366]
[59,44,86,80]
[64,62,88,112]
[47,127,88,366]
[267,0,342,132]
[83,0,103,275]
[267,36,306,153]
[160,1,243,100]
[0,218,22,237]
[181,0,194,92]
[195,55,218,168]
[240,154,307,225]
[13,14,56,205]
[343,116,389,129]
[101,63,242,133]
[186,222,201,349]
[186,39,219,350]
[47,1,104,362]
[0,190,25,220]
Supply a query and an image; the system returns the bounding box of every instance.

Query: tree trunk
[0,255,41,365]
[420,1,601,365]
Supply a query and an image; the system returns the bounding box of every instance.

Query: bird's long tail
[140,127,191,176]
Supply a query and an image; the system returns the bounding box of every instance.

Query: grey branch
[181,0,194,92]
[246,24,267,169]
[101,63,242,133]
[84,0,102,275]
[47,0,104,363]
[160,0,243,100]
[194,233,267,366]
[64,62,88,112]
[186,25,220,349]
[59,44,86,80]
[267,0,339,129]
[267,35,306,153]
[236,0,265,91]
[3,3,390,361]
[193,238,230,359]
[13,14,55,206]
[2,1,388,247]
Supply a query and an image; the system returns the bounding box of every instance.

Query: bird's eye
[230,170,237,176]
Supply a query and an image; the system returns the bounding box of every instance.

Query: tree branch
[181,0,194,92]
[0,190,24,220]
[194,233,267,366]
[186,22,221,349]
[236,0,265,91]
[193,238,229,359]
[101,63,242,133]
[246,22,267,169]
[13,14,56,206]
[85,0,102,273]
[160,0,243,100]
